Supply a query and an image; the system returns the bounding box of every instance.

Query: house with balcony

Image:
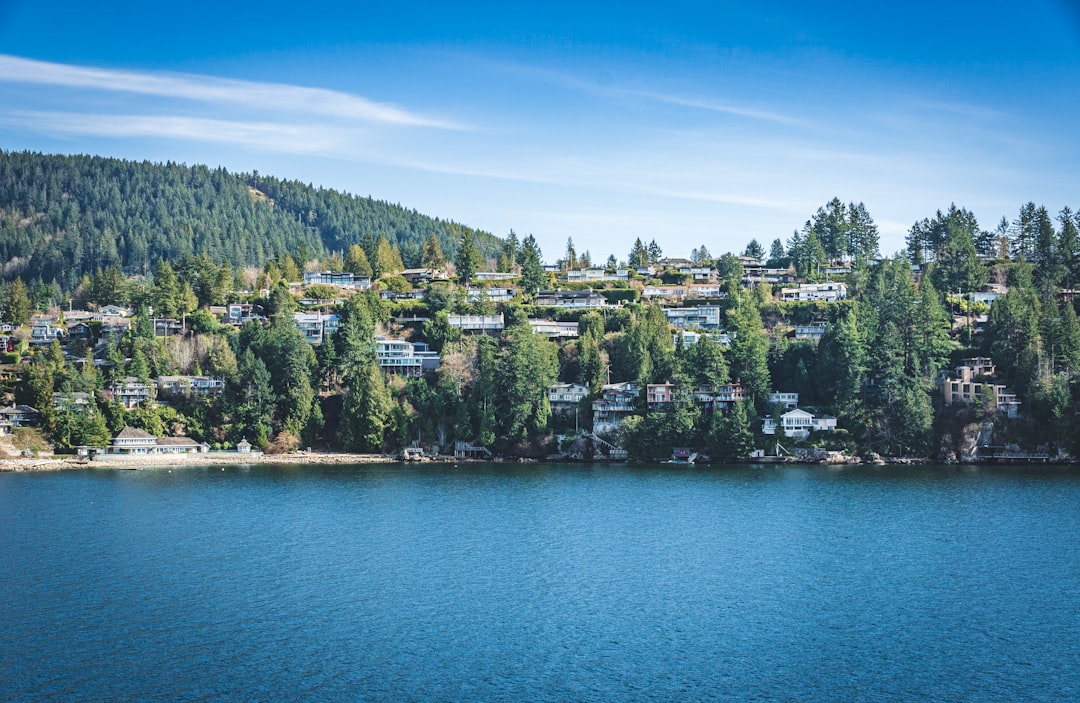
[375,337,441,377]
[448,313,505,333]
[592,382,639,433]
[105,378,155,408]
[108,426,208,455]
[0,404,42,431]
[293,311,340,345]
[674,330,732,348]
[547,383,588,414]
[646,383,675,408]
[467,287,515,304]
[302,271,372,290]
[53,392,93,413]
[794,321,829,342]
[780,282,848,302]
[940,357,1021,418]
[528,319,579,338]
[643,285,688,301]
[762,408,837,439]
[665,305,722,330]
[157,375,226,398]
[536,290,609,309]
[768,391,799,409]
[474,271,519,282]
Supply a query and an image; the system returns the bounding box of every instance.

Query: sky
[0,0,1077,261]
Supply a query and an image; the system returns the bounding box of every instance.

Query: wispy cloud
[0,54,462,129]
[0,111,351,154]
[627,90,807,126]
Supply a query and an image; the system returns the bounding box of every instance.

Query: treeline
[0,151,500,288]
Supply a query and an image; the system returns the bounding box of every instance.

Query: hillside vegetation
[0,150,500,288]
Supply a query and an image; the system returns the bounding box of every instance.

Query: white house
[529,319,579,338]
[780,282,848,303]
[447,313,505,332]
[375,337,441,377]
[293,312,340,345]
[157,376,226,398]
[303,271,372,290]
[592,382,639,433]
[762,408,838,439]
[768,391,799,409]
[547,383,588,414]
[665,306,722,330]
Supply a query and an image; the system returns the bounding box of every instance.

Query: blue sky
[0,1,1077,261]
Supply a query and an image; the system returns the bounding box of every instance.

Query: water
[1,463,1079,702]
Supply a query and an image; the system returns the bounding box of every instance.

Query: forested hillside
[0,151,500,288]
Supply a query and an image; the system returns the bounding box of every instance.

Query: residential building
[547,383,588,414]
[768,392,799,409]
[794,321,829,342]
[0,404,42,429]
[762,408,837,439]
[678,266,717,282]
[565,268,629,283]
[535,290,609,309]
[674,330,732,348]
[105,378,154,408]
[53,392,93,413]
[293,311,340,345]
[108,426,208,455]
[528,319,579,338]
[401,268,445,284]
[375,337,441,377]
[98,305,132,318]
[780,282,848,302]
[157,375,226,398]
[224,303,266,325]
[647,383,675,408]
[302,271,372,290]
[665,305,722,330]
[643,285,688,301]
[474,271,518,282]
[467,287,515,303]
[153,318,184,336]
[687,284,724,299]
[592,382,639,432]
[940,358,1021,418]
[447,313,505,332]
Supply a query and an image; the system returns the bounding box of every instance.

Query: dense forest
[0,151,501,288]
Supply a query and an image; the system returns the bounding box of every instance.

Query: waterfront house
[467,287,515,304]
[592,382,639,433]
[375,337,441,377]
[940,358,1021,418]
[762,408,838,439]
[109,426,208,455]
[0,404,42,430]
[768,391,799,410]
[647,383,675,408]
[674,330,732,348]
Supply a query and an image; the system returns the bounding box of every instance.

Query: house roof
[0,404,40,415]
[156,437,200,446]
[115,426,154,440]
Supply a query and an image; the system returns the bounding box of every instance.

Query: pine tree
[455,233,482,284]
[421,234,446,270]
[344,244,373,276]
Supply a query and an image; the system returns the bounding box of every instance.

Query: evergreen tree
[455,233,482,284]
[344,244,373,276]
[421,234,446,270]
[519,235,545,295]
[3,277,31,326]
[628,238,649,268]
[742,239,765,260]
[339,360,392,452]
[725,289,771,406]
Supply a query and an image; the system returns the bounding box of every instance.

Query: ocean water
[1,463,1078,702]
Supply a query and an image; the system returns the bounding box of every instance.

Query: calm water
[1,463,1079,702]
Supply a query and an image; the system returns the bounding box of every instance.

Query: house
[647,383,675,408]
[30,323,63,345]
[53,392,93,413]
[564,268,629,283]
[699,383,745,410]
[447,314,505,332]
[474,271,518,282]
[635,265,657,277]
[528,319,579,338]
[794,321,829,342]
[65,321,94,343]
[0,335,17,352]
[375,337,441,377]
[677,266,717,283]
[665,305,722,330]
[401,268,445,284]
[105,378,154,408]
[380,290,426,302]
[674,330,732,348]
[98,305,132,318]
[780,282,848,303]
[156,376,226,398]
[302,271,372,290]
[467,287,515,303]
[108,426,208,455]
[0,404,42,429]
[153,318,184,336]
[293,311,340,345]
[547,383,588,414]
[224,303,266,325]
[762,408,838,439]
[643,285,688,301]
[768,391,799,409]
[687,284,724,299]
[535,290,609,309]
[940,358,1021,418]
[592,382,639,433]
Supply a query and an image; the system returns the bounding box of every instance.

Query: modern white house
[665,305,722,330]
[794,321,829,342]
[762,408,838,439]
[375,337,441,377]
[780,282,848,303]
[528,319,580,338]
[157,376,225,398]
[535,291,609,309]
[447,313,505,332]
[105,378,154,408]
[302,271,372,290]
[768,391,800,409]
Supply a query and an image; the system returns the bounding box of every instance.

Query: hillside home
[768,391,799,409]
[780,282,848,302]
[109,426,208,455]
[448,313,505,332]
[940,358,1021,418]
[535,291,609,309]
[0,404,42,430]
[646,383,675,408]
[762,408,838,439]
[528,319,579,338]
[105,378,154,408]
[593,382,639,433]
[547,383,588,414]
[153,318,184,336]
[467,287,514,303]
[293,312,340,345]
[157,376,226,398]
[474,271,518,282]
[53,392,93,413]
[375,337,441,377]
[302,271,372,290]
[643,285,688,301]
[794,321,829,342]
[674,330,732,348]
[665,305,722,330]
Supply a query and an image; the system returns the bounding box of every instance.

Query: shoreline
[0,451,1075,472]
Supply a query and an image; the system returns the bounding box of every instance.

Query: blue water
[1,463,1079,702]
